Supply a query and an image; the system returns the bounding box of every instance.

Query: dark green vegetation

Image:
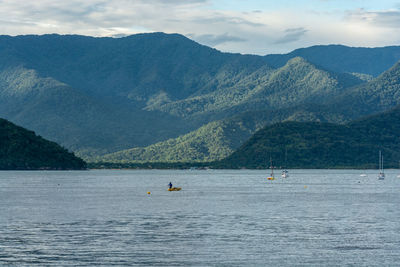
[332,60,400,118]
[0,118,86,170]
[100,104,346,163]
[219,106,400,169]
[1,33,400,166]
[99,56,400,164]
[265,44,400,77]
[151,57,363,118]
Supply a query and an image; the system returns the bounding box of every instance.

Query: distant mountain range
[0,118,86,170]
[1,33,400,166]
[264,44,400,77]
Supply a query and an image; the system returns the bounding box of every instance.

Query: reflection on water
[1,169,400,266]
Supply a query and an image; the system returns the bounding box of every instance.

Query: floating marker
[147,191,151,195]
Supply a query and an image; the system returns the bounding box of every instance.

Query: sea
[0,169,399,266]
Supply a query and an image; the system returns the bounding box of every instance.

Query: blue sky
[0,0,399,55]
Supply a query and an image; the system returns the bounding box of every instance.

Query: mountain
[0,118,86,170]
[95,56,364,163]
[330,60,400,119]
[98,104,347,163]
[219,106,400,169]
[147,57,363,119]
[0,33,270,156]
[1,33,400,162]
[0,33,268,103]
[265,44,400,77]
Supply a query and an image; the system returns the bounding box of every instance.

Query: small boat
[267,157,275,180]
[378,150,385,180]
[168,187,182,191]
[360,174,367,177]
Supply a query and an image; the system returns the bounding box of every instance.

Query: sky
[0,0,400,55]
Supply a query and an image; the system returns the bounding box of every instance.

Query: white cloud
[188,33,246,46]
[274,28,308,44]
[347,8,400,28]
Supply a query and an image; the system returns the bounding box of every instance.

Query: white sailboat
[378,150,385,180]
[281,148,289,178]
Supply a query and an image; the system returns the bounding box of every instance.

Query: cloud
[189,14,265,27]
[274,27,308,44]
[347,8,400,28]
[189,33,246,46]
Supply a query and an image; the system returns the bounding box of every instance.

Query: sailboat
[267,157,275,180]
[378,150,385,180]
[281,148,289,178]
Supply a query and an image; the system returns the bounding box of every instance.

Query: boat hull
[168,187,182,191]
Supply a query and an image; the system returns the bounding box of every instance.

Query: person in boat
[168,182,173,189]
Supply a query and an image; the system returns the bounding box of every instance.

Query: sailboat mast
[270,157,274,176]
[378,150,385,180]
[284,147,288,168]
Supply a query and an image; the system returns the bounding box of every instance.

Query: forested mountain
[264,44,400,76]
[0,118,86,170]
[1,33,400,164]
[0,65,193,156]
[99,104,346,163]
[150,57,363,118]
[219,106,400,169]
[331,60,400,118]
[0,33,268,155]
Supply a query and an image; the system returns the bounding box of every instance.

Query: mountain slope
[150,57,363,118]
[0,33,271,155]
[265,44,400,76]
[0,118,86,170]
[0,66,194,156]
[331,60,400,119]
[98,104,347,163]
[0,33,268,103]
[219,106,400,169]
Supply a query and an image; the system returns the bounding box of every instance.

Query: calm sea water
[0,169,400,266]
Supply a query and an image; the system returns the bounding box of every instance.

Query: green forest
[218,106,400,169]
[0,118,86,170]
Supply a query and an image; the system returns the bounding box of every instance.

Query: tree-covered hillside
[331,60,400,119]
[265,44,400,76]
[0,118,86,170]
[150,57,363,118]
[97,104,347,163]
[219,106,400,169]
[0,33,270,156]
